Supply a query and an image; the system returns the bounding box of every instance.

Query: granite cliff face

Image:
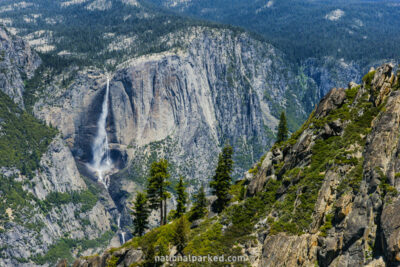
[108,27,303,181]
[73,64,400,267]
[0,26,41,107]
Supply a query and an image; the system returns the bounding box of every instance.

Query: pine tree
[173,216,190,255]
[174,176,187,219]
[276,111,288,143]
[147,159,171,226]
[132,192,150,236]
[189,185,207,221]
[210,144,234,213]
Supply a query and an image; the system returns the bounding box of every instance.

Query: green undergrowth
[38,189,98,214]
[248,154,267,175]
[117,179,281,266]
[267,83,385,235]
[0,91,57,177]
[337,159,364,196]
[362,70,376,90]
[376,168,398,199]
[229,179,246,202]
[0,174,37,229]
[319,213,334,237]
[31,230,115,265]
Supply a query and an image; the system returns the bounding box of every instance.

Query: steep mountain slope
[0,27,118,267]
[73,64,400,267]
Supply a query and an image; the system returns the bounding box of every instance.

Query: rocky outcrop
[0,26,41,107]
[368,64,395,106]
[260,234,318,267]
[242,64,400,266]
[72,247,143,267]
[32,137,87,199]
[314,87,346,118]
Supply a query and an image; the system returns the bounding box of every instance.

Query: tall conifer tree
[147,159,171,225]
[276,111,288,143]
[173,216,190,255]
[174,176,187,219]
[210,144,234,213]
[189,185,207,221]
[132,192,150,236]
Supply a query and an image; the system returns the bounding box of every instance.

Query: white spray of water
[90,77,113,188]
[121,232,126,244]
[117,214,126,244]
[117,214,121,228]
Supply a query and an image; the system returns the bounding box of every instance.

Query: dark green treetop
[210,144,234,213]
[147,159,171,225]
[132,192,150,237]
[189,185,207,221]
[276,111,288,143]
[174,176,188,219]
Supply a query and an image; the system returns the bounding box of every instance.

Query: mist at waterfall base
[87,77,113,188]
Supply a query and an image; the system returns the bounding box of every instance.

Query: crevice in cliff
[373,203,389,266]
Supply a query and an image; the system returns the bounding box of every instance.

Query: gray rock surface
[0,26,41,107]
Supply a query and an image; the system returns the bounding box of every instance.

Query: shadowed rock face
[74,87,106,162]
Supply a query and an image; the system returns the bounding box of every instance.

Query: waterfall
[117,214,126,244]
[121,232,126,244]
[90,77,113,188]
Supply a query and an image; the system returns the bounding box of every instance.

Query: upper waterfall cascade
[89,77,113,188]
